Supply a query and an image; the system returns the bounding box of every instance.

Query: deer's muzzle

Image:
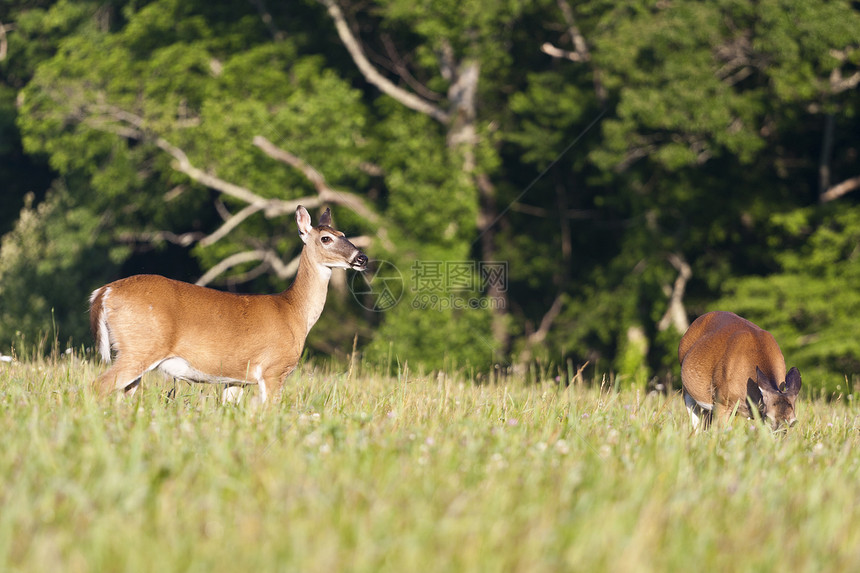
[351,253,369,271]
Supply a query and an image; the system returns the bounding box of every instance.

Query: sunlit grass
[1,354,859,572]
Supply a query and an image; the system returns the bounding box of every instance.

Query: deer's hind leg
[684,390,713,431]
[94,355,158,399]
[259,365,294,405]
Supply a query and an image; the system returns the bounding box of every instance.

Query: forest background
[1,0,859,394]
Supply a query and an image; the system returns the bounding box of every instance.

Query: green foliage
[199,51,370,198]
[372,104,478,255]
[0,186,126,351]
[614,324,650,390]
[594,1,763,169]
[365,300,497,373]
[718,207,860,395]
[2,0,860,382]
[507,71,595,167]
[592,0,860,171]
[754,0,860,103]
[357,97,496,370]
[376,0,530,73]
[507,0,860,386]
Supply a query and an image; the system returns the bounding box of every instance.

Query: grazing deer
[89,206,368,403]
[678,311,801,430]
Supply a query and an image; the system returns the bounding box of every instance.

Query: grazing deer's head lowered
[678,311,802,430]
[89,206,367,403]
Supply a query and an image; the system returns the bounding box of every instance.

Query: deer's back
[680,311,786,407]
[99,275,303,365]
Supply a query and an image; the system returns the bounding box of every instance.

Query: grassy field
[1,354,859,572]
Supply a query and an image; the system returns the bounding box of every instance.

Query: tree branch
[199,203,265,247]
[153,136,272,208]
[85,103,384,223]
[714,32,754,85]
[820,175,860,203]
[379,33,444,102]
[84,104,276,211]
[614,145,656,172]
[0,20,8,62]
[658,253,691,333]
[529,294,565,346]
[556,0,589,59]
[510,202,596,219]
[541,42,588,62]
[829,49,860,93]
[542,0,606,102]
[116,230,206,247]
[196,249,301,286]
[252,135,393,250]
[252,135,379,222]
[196,235,372,286]
[80,103,387,284]
[540,0,591,63]
[320,0,450,124]
[830,69,860,93]
[223,258,276,286]
[517,294,565,365]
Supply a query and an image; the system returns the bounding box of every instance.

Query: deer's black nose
[353,253,369,270]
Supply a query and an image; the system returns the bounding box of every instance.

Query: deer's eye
[321,236,333,245]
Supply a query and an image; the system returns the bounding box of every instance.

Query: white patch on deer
[156,358,269,404]
[92,287,113,362]
[88,287,103,306]
[254,364,267,403]
[684,391,712,430]
[222,386,244,403]
[316,263,334,279]
[157,357,248,386]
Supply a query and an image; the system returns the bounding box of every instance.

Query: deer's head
[296,206,368,272]
[753,366,802,429]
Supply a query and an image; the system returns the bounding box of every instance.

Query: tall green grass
[1,354,859,572]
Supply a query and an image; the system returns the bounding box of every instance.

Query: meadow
[1,353,859,572]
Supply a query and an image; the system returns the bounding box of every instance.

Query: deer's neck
[282,247,332,336]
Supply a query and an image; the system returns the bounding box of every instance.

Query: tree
[0,0,85,235]
[320,0,533,355]
[6,0,503,369]
[6,0,381,351]
[718,206,860,395]
[2,0,859,389]
[505,0,860,387]
[0,185,126,353]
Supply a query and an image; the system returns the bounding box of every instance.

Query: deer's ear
[318,207,332,227]
[784,367,802,396]
[746,377,759,397]
[756,367,778,394]
[296,206,313,243]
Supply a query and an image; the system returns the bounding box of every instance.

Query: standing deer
[678,311,801,430]
[89,206,368,403]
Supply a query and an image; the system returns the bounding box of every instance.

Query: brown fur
[90,206,367,402]
[679,311,801,429]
